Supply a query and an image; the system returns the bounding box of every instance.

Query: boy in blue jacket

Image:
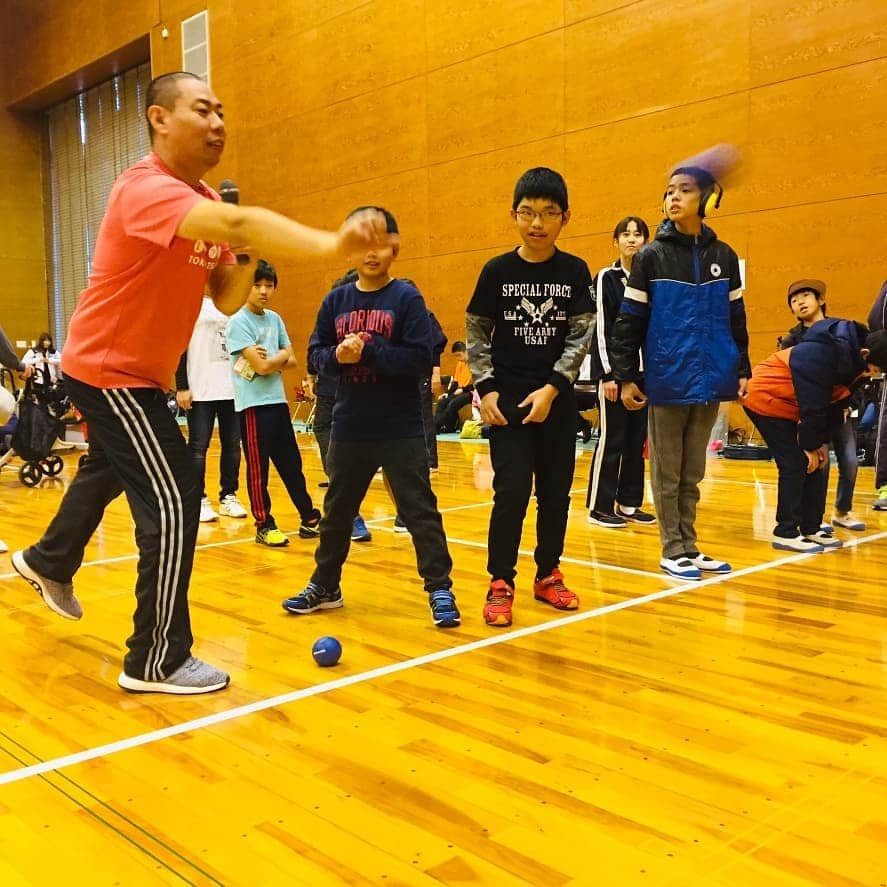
[610,164,750,580]
[283,208,459,628]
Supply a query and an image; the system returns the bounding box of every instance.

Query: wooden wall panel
[426,31,564,165]
[565,0,749,132]
[745,59,887,212]
[749,0,887,86]
[425,0,564,69]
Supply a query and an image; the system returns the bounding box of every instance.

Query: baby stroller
[0,376,65,486]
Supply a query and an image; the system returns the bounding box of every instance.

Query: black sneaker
[282,582,343,614]
[298,508,322,538]
[615,505,657,525]
[429,588,460,627]
[587,510,627,528]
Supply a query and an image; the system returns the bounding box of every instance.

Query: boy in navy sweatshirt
[283,208,459,628]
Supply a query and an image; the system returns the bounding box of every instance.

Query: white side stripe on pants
[104,389,185,682]
[588,379,609,509]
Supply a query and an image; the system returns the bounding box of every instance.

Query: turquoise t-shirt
[225,306,290,411]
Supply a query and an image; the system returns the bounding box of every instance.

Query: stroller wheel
[19,462,43,487]
[41,454,64,476]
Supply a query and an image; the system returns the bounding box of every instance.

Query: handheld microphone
[218,179,239,205]
[218,180,250,264]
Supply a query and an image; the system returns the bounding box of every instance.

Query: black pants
[435,392,472,432]
[25,375,199,681]
[487,389,576,584]
[312,393,334,476]
[240,403,314,529]
[312,437,452,592]
[586,381,647,511]
[186,398,241,499]
[877,379,887,489]
[744,406,827,537]
[419,377,438,469]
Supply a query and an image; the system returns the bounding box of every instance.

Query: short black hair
[331,269,358,288]
[348,206,398,234]
[145,72,203,141]
[512,167,568,212]
[612,216,649,242]
[865,329,887,370]
[254,259,278,287]
[451,340,466,353]
[670,165,717,190]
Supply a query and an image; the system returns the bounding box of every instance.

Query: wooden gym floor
[0,432,885,885]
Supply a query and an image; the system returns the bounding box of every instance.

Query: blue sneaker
[429,588,460,627]
[351,515,372,542]
[282,582,343,614]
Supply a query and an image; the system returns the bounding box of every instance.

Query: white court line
[1,528,884,787]
[440,535,667,582]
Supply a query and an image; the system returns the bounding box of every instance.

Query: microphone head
[218,179,239,205]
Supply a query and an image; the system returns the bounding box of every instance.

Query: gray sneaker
[12,550,82,620]
[117,656,230,695]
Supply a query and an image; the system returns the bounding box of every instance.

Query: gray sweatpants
[648,403,720,559]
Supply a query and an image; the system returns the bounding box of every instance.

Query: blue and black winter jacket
[609,220,750,405]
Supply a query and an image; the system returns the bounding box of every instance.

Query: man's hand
[303,379,315,400]
[431,368,443,397]
[621,381,648,410]
[19,365,34,380]
[519,384,558,424]
[336,333,365,365]
[337,209,395,261]
[480,391,507,426]
[176,390,193,411]
[737,377,749,399]
[602,380,619,402]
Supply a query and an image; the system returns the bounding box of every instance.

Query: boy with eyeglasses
[466,167,594,627]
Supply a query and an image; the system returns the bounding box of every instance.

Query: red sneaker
[483,579,514,627]
[533,569,579,610]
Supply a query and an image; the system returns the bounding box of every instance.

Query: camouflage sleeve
[466,312,496,397]
[549,312,593,392]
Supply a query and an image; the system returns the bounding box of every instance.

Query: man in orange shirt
[12,72,389,695]
[744,319,887,553]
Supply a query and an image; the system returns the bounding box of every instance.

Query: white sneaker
[772,534,824,553]
[0,539,7,554]
[660,556,702,580]
[688,553,732,573]
[199,497,218,522]
[832,512,865,531]
[806,529,843,549]
[219,494,248,518]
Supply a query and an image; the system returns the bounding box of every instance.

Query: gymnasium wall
[3,0,885,395]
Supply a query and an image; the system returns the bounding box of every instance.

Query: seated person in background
[434,340,473,433]
[744,321,887,553]
[23,332,62,389]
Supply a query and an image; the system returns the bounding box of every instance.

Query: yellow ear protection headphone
[662,167,723,218]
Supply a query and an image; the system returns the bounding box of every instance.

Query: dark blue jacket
[609,221,750,405]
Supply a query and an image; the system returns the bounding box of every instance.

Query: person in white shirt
[175,296,248,521]
[23,332,62,389]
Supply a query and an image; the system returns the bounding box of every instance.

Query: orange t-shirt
[452,359,472,390]
[62,153,235,390]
